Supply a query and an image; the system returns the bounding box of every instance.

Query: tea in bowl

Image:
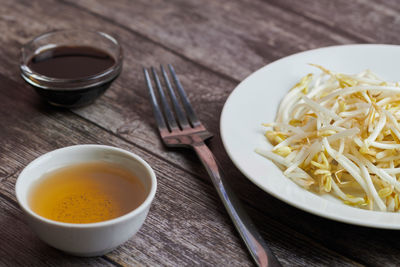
[15,145,156,256]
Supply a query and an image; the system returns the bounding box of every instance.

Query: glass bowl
[20,30,123,108]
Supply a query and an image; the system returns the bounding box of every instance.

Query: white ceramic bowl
[15,145,157,257]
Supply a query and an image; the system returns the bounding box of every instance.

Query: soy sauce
[25,46,119,108]
[28,46,115,79]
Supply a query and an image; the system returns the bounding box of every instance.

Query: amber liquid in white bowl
[29,162,147,224]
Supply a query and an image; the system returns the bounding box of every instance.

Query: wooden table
[1,0,400,266]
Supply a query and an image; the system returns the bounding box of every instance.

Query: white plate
[220,44,400,229]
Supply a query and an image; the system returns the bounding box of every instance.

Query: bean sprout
[256,65,400,211]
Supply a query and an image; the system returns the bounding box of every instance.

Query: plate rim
[220,44,400,229]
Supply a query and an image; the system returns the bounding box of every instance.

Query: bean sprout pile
[256,65,400,211]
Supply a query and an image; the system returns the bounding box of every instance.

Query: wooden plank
[0,74,358,266]
[265,0,400,44]
[62,0,355,81]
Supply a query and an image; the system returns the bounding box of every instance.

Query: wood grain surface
[1,0,400,266]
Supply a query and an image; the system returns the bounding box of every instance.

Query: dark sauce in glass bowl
[28,46,115,79]
[20,30,122,108]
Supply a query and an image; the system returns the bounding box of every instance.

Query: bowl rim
[15,144,157,229]
[20,29,123,90]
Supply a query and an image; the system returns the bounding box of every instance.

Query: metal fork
[143,65,281,267]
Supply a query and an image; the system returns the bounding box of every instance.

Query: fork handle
[192,143,281,267]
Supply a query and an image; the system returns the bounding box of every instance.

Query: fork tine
[143,68,168,131]
[151,67,179,131]
[168,64,201,127]
[161,65,190,129]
